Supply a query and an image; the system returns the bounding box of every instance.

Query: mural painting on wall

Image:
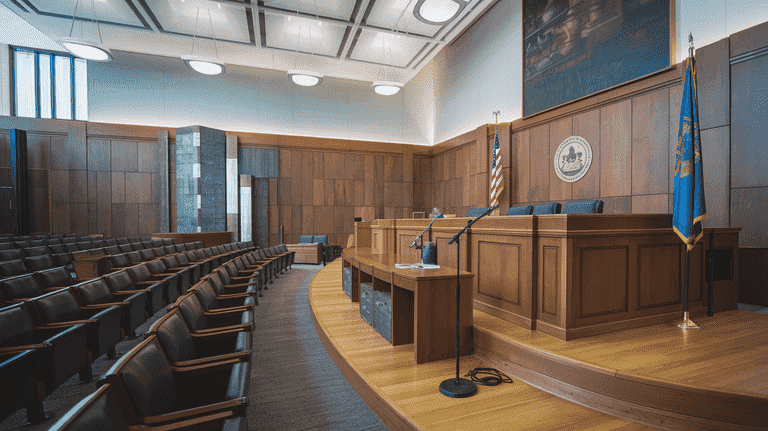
[554,136,593,182]
[523,0,672,117]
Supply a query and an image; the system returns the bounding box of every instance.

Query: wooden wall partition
[232,132,431,248]
[0,117,170,237]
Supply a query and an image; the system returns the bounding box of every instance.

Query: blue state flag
[672,57,706,251]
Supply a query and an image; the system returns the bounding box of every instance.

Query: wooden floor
[310,261,661,430]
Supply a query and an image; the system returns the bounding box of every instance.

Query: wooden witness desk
[341,248,474,364]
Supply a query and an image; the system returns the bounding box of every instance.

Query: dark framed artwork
[523,0,674,117]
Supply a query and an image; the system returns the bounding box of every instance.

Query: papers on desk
[395,263,441,269]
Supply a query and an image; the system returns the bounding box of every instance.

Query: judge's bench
[348,213,739,341]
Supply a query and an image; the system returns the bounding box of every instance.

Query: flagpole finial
[688,33,694,58]
[492,111,500,125]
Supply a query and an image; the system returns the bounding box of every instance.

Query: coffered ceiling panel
[19,0,147,28]
[2,0,498,84]
[262,0,357,22]
[264,13,346,57]
[349,28,427,67]
[149,0,252,44]
[365,0,442,38]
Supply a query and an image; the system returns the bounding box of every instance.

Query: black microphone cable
[464,362,514,386]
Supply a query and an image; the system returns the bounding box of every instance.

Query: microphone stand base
[439,378,477,398]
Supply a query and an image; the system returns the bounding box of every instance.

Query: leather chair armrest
[133,398,246,426]
[223,281,259,289]
[189,327,248,340]
[216,292,254,300]
[150,272,178,277]
[169,357,241,376]
[81,302,127,309]
[204,304,253,315]
[171,351,250,369]
[41,286,68,293]
[41,320,96,328]
[229,275,256,282]
[0,344,48,355]
[192,323,252,334]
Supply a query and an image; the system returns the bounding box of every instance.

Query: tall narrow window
[38,54,52,119]
[13,50,35,118]
[74,58,88,121]
[11,47,88,121]
[54,55,72,120]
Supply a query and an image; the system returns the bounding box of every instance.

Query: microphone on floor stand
[440,205,498,398]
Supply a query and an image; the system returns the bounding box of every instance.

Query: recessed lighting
[288,70,323,87]
[413,0,467,25]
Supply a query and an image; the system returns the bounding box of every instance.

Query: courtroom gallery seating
[96,336,248,428]
[104,270,165,316]
[29,288,123,377]
[71,279,147,338]
[0,235,290,426]
[147,308,251,369]
[0,302,89,424]
[176,292,253,336]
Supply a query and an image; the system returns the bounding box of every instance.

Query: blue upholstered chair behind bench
[466,207,490,217]
[532,202,562,215]
[561,199,604,214]
[506,205,534,216]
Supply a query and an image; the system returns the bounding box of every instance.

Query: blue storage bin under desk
[360,282,373,325]
[373,290,392,343]
[343,267,352,297]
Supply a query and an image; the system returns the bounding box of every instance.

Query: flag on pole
[672,57,706,251]
[489,127,503,208]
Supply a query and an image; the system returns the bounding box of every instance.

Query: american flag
[489,127,503,208]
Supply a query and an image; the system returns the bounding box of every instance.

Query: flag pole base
[675,312,700,329]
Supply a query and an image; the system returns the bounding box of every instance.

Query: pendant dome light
[413,0,467,25]
[182,7,225,76]
[288,1,323,87]
[59,0,112,62]
[372,34,403,96]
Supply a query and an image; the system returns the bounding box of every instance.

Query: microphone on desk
[410,211,443,248]
[448,205,498,245]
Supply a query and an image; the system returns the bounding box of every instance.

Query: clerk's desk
[355,214,741,341]
[342,247,474,364]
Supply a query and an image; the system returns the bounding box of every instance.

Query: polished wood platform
[311,261,768,430]
[311,261,658,430]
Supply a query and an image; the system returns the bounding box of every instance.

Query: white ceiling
[1,0,500,84]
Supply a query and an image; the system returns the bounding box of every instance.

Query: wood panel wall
[430,125,490,216]
[0,118,167,237]
[233,132,431,247]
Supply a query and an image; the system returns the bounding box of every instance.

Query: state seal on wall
[554,136,592,183]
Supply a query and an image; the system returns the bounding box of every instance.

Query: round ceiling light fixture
[372,81,404,96]
[60,37,113,62]
[413,0,467,25]
[182,55,225,75]
[288,69,324,87]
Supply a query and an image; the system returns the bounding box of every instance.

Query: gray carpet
[1,263,386,431]
[247,264,386,431]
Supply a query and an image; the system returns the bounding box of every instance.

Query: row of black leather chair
[0,236,174,280]
[467,199,605,217]
[44,246,296,430]
[0,242,294,426]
